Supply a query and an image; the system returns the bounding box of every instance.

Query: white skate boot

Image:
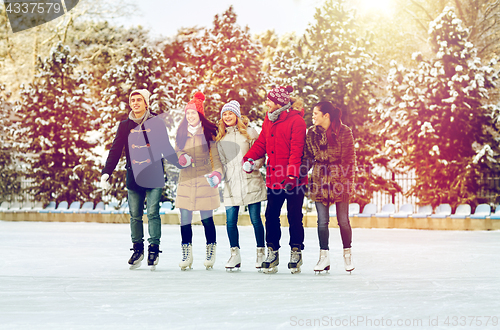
[314,249,330,274]
[179,243,193,271]
[262,247,279,274]
[255,247,265,271]
[225,247,241,271]
[204,243,217,270]
[288,247,303,274]
[343,248,354,273]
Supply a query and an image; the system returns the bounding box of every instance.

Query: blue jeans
[265,187,305,251]
[226,202,265,248]
[180,209,216,245]
[128,187,162,246]
[315,201,352,250]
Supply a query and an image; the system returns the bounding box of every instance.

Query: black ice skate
[288,247,303,274]
[147,244,162,271]
[262,247,279,274]
[128,242,144,270]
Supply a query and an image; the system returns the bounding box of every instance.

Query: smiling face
[129,93,147,118]
[266,98,281,113]
[312,106,330,129]
[186,109,201,127]
[222,111,237,127]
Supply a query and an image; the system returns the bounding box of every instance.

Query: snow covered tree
[372,7,500,208]
[13,43,100,205]
[99,45,181,202]
[172,6,268,122]
[268,0,400,206]
[0,84,21,201]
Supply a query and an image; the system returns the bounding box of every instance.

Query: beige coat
[175,126,222,211]
[217,126,267,206]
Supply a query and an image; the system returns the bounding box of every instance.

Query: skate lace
[182,245,189,261]
[264,250,277,262]
[290,250,301,263]
[206,244,215,260]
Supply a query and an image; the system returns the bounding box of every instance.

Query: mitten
[280,176,299,191]
[100,174,111,191]
[178,154,192,167]
[242,158,255,173]
[205,171,222,188]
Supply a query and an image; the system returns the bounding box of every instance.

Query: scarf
[268,103,292,122]
[129,109,152,126]
[188,122,202,135]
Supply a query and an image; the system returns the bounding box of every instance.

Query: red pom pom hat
[185,91,206,116]
[267,85,293,106]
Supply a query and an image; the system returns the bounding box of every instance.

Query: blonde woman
[216,100,266,271]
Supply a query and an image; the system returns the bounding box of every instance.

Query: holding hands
[242,158,255,173]
[178,153,192,167]
[205,171,222,189]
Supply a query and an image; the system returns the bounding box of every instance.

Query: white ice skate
[179,243,193,271]
[204,243,217,270]
[314,249,330,274]
[262,247,279,274]
[255,247,265,272]
[225,247,241,271]
[343,248,354,273]
[288,247,303,274]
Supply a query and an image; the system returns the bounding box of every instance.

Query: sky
[114,0,325,38]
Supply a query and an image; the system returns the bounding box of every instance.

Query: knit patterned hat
[220,100,241,118]
[185,91,206,116]
[268,85,294,106]
[129,89,151,108]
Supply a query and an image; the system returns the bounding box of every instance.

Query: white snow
[1,221,499,329]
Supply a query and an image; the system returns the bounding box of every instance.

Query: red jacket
[245,108,308,190]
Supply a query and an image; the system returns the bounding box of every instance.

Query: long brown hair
[314,101,342,134]
[176,112,218,151]
[215,115,251,142]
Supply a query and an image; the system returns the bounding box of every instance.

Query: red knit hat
[268,85,293,106]
[185,92,206,116]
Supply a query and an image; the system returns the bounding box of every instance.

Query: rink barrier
[1,211,499,230]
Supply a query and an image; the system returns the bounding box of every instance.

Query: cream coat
[217,126,267,207]
[175,126,222,211]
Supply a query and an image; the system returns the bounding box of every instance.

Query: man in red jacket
[243,86,307,274]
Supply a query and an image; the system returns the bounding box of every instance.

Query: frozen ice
[0,220,499,329]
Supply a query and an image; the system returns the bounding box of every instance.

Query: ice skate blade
[129,261,141,270]
[262,267,278,274]
[290,268,301,274]
[150,265,156,271]
[225,267,241,272]
[314,270,330,275]
[205,265,214,270]
[180,265,192,271]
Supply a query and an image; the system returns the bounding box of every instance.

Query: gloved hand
[205,171,222,188]
[100,174,111,192]
[280,176,299,191]
[178,153,192,167]
[242,158,255,173]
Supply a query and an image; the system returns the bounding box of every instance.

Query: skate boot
[225,247,241,271]
[343,248,354,273]
[204,243,217,270]
[147,244,161,271]
[288,247,303,274]
[255,247,265,271]
[128,242,144,270]
[261,247,279,274]
[314,249,330,274]
[179,243,193,271]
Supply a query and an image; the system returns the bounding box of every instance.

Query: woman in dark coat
[302,101,356,273]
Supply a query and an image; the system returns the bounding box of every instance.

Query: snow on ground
[1,220,499,330]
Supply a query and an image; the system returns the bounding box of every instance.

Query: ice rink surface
[1,220,499,330]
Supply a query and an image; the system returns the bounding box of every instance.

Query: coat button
[272,168,275,171]
[271,134,274,137]
[271,151,274,154]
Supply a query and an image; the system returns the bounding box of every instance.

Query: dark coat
[302,124,356,205]
[245,109,307,190]
[102,113,178,192]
